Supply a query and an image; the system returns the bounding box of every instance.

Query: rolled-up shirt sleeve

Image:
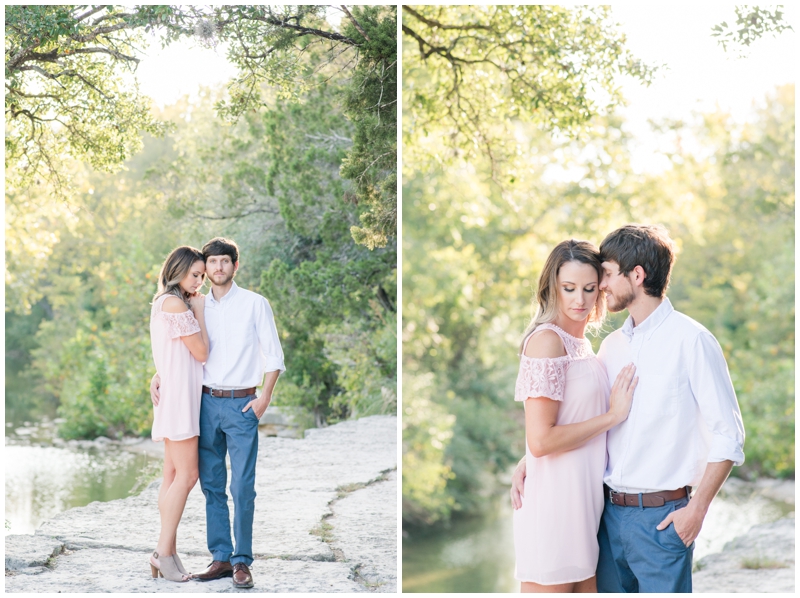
[688,331,745,466]
[255,297,286,373]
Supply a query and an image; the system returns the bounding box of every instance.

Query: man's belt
[202,386,257,398]
[604,484,691,508]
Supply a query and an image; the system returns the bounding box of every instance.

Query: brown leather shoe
[190,560,233,581]
[232,563,254,588]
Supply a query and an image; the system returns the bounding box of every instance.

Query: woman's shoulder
[522,328,567,359]
[160,295,189,313]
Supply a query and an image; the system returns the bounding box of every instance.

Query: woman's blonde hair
[519,239,606,353]
[153,246,205,306]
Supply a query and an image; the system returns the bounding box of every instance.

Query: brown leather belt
[202,386,257,398]
[604,484,691,508]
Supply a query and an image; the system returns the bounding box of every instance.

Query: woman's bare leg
[158,448,177,554]
[521,581,575,593]
[574,576,597,593]
[521,575,596,594]
[155,437,199,557]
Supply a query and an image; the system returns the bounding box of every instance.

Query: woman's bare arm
[523,330,637,458]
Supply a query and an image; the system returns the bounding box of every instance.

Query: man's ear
[631,265,647,288]
[233,260,240,273]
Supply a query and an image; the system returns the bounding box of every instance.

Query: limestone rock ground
[693,515,794,593]
[5,415,397,593]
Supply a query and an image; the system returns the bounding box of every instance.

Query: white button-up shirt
[203,281,285,390]
[597,298,745,493]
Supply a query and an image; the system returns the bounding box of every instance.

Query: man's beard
[211,271,234,286]
[606,286,635,313]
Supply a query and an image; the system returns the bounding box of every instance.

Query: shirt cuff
[708,434,745,466]
[264,357,286,373]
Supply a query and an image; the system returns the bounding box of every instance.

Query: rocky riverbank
[5,415,397,593]
[693,478,794,593]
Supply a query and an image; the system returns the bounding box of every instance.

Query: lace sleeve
[514,356,569,402]
[161,310,201,339]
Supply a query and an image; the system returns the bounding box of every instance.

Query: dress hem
[515,573,595,585]
[151,433,199,443]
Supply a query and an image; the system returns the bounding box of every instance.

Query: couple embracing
[147,237,284,589]
[511,224,745,593]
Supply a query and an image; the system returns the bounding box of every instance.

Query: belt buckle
[610,490,625,507]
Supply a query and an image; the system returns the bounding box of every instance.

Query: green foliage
[5,5,170,195]
[711,6,794,55]
[402,373,456,526]
[6,5,397,249]
[402,5,658,177]
[23,158,181,438]
[338,6,398,249]
[5,304,59,425]
[181,5,398,249]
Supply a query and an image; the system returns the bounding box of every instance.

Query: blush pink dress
[512,323,610,585]
[150,294,203,442]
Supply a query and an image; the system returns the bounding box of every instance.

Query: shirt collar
[621,297,674,341]
[207,280,239,305]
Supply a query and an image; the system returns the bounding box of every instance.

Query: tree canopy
[5,4,396,248]
[403,5,657,180]
[5,5,168,192]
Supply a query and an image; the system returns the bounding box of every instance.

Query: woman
[148,246,209,582]
[513,239,638,593]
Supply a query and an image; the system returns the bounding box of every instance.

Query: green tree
[403,5,657,178]
[6,5,396,248]
[5,5,170,194]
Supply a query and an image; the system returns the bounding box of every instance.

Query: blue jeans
[596,495,694,593]
[198,392,260,566]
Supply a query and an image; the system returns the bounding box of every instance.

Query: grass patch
[310,520,334,543]
[336,482,367,498]
[741,556,788,570]
[349,563,386,589]
[335,469,395,499]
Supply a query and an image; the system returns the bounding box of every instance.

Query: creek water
[4,379,159,537]
[402,483,794,593]
[4,366,297,538]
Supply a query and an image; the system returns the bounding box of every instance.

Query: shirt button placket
[222,299,228,381]
[620,331,642,486]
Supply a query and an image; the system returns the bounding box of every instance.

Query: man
[511,224,745,593]
[151,237,284,589]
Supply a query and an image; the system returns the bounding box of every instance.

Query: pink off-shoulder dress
[512,323,610,585]
[150,294,203,442]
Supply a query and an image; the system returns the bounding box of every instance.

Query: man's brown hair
[202,237,239,264]
[599,224,676,298]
